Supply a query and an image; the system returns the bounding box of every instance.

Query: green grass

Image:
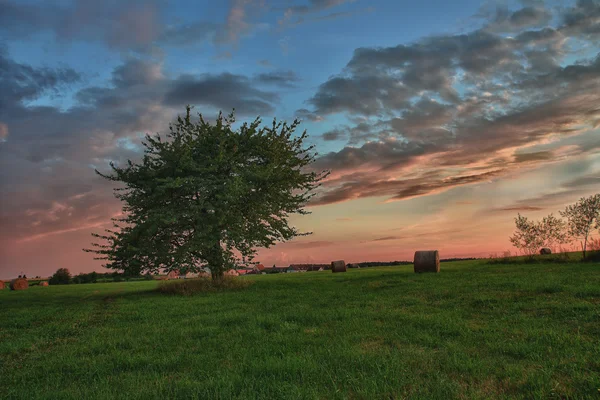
[1,260,599,399]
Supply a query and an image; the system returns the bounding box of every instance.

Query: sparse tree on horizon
[539,213,567,253]
[509,214,544,257]
[560,194,600,258]
[85,105,329,281]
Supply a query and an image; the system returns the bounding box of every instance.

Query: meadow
[1,260,599,399]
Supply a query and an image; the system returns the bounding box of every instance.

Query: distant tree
[85,105,328,281]
[23,274,27,279]
[560,194,600,258]
[49,268,71,285]
[509,214,544,257]
[18,275,22,278]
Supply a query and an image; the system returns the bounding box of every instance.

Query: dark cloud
[254,70,300,88]
[481,5,553,33]
[277,0,358,26]
[301,1,600,206]
[371,236,401,242]
[493,206,545,212]
[164,73,279,115]
[159,22,218,46]
[309,75,412,116]
[0,51,285,243]
[563,175,600,188]
[295,108,323,122]
[322,130,345,141]
[0,0,164,52]
[0,47,81,107]
[560,0,600,40]
[514,151,554,163]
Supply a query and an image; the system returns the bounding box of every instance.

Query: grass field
[1,260,599,399]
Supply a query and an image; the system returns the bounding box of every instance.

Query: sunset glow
[1,0,600,278]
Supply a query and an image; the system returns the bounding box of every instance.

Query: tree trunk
[209,241,224,282]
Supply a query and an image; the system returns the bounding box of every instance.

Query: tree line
[48,268,155,285]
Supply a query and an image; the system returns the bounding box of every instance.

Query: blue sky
[1,0,600,277]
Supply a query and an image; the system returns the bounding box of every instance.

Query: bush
[49,268,71,285]
[156,276,253,296]
[584,250,600,262]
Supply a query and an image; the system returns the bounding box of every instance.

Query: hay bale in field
[39,281,49,287]
[10,278,29,290]
[331,260,346,273]
[0,281,5,290]
[413,251,440,273]
[540,248,552,255]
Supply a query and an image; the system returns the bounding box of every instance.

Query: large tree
[85,106,329,280]
[559,194,600,258]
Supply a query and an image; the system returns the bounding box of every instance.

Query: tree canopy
[85,106,329,279]
[560,194,600,258]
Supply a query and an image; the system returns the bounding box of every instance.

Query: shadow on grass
[155,276,254,296]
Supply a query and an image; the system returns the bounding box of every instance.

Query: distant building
[166,270,179,280]
[288,264,328,272]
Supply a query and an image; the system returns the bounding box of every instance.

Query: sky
[1,0,600,278]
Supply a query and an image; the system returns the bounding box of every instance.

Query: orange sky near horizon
[2,0,600,280]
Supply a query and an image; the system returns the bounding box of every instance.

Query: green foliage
[2,262,600,399]
[85,105,328,279]
[48,268,71,285]
[560,193,600,258]
[509,214,544,257]
[156,276,253,296]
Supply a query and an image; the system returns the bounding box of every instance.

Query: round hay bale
[0,281,5,290]
[539,247,552,255]
[413,251,440,273]
[331,260,346,273]
[10,278,29,291]
[39,281,49,287]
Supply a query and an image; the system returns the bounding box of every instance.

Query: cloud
[279,240,335,249]
[277,0,359,27]
[0,46,82,107]
[164,72,279,115]
[560,0,600,40]
[0,123,8,140]
[0,51,285,243]
[0,0,269,53]
[257,59,273,67]
[302,1,600,206]
[0,0,164,52]
[295,108,323,122]
[371,236,400,242]
[254,70,301,88]
[513,151,554,163]
[492,206,545,212]
[479,4,553,33]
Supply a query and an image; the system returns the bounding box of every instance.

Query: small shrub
[156,276,253,296]
[584,250,600,262]
[49,268,71,285]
